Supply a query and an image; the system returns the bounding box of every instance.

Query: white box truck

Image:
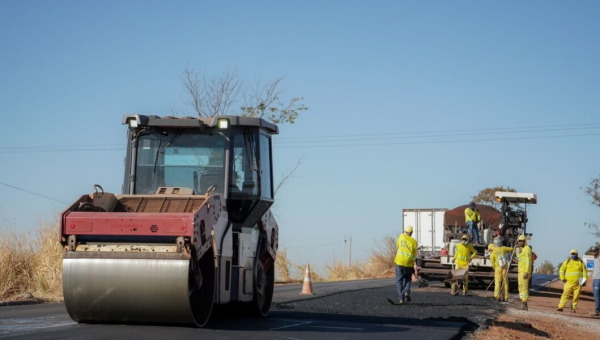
[402,208,447,254]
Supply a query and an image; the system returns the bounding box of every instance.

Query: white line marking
[273,335,305,340]
[269,321,313,331]
[309,326,365,331]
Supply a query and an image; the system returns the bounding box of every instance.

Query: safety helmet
[518,235,526,241]
[405,226,413,233]
[570,249,578,254]
[461,235,468,241]
[493,237,503,247]
[488,244,495,251]
[591,246,600,253]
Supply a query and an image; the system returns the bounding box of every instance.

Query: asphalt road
[0,278,473,340]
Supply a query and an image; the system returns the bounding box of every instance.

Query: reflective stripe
[397,250,415,260]
[565,273,582,276]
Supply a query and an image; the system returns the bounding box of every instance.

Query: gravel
[505,309,600,333]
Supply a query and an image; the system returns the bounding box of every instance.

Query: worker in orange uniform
[557,249,588,313]
[394,226,417,304]
[516,235,532,310]
[452,235,477,296]
[490,240,513,302]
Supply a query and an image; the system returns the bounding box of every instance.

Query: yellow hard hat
[488,244,495,251]
[405,226,413,233]
[570,249,578,254]
[518,235,526,241]
[461,235,468,241]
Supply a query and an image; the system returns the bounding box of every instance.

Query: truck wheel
[189,248,216,327]
[245,236,275,317]
[444,282,451,288]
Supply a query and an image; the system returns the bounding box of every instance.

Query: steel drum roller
[63,252,203,326]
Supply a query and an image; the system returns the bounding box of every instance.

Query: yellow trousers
[518,272,529,302]
[494,268,509,300]
[451,263,469,293]
[558,281,582,309]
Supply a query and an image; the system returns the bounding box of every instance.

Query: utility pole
[349,236,352,267]
[343,236,346,263]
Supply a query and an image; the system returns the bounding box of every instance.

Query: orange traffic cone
[300,264,314,295]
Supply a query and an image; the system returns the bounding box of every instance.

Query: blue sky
[1,1,599,274]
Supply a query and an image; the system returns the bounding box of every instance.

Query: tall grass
[0,222,63,301]
[275,247,293,283]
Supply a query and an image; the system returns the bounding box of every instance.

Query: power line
[0,181,69,204]
[0,147,125,154]
[1,123,599,153]
[277,122,600,140]
[276,126,600,144]
[274,132,600,149]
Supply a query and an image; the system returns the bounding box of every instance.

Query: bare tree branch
[182,66,204,116]
[274,157,303,197]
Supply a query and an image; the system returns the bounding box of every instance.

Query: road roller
[59,114,279,326]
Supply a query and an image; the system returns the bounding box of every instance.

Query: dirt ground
[472,280,600,339]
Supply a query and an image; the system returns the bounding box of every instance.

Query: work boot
[462,290,468,296]
[451,285,458,296]
[404,294,411,302]
[571,308,576,313]
[590,311,599,317]
[556,307,563,312]
[521,302,528,310]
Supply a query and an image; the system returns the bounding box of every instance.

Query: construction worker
[452,234,477,296]
[394,226,417,304]
[590,246,600,317]
[516,235,532,310]
[464,202,481,245]
[557,249,588,313]
[491,240,513,302]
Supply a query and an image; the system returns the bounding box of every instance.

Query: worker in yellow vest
[490,240,513,302]
[557,249,588,313]
[464,202,481,245]
[394,226,417,305]
[452,235,477,296]
[516,235,532,310]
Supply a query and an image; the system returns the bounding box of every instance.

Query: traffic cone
[300,264,314,295]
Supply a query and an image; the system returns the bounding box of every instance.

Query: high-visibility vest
[455,243,476,266]
[517,245,532,273]
[559,258,588,283]
[465,208,480,223]
[491,247,513,270]
[394,233,417,267]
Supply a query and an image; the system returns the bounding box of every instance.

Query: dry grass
[0,222,63,301]
[294,264,325,282]
[275,247,293,283]
[363,235,397,278]
[324,260,369,281]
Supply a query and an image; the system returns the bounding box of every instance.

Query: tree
[179,66,308,195]
[473,186,517,210]
[584,176,600,237]
[538,261,555,275]
[180,66,307,124]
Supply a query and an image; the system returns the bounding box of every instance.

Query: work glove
[562,279,567,283]
[523,273,529,280]
[582,282,587,287]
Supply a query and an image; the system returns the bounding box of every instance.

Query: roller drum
[63,252,205,326]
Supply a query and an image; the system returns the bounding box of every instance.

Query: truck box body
[402,208,447,253]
